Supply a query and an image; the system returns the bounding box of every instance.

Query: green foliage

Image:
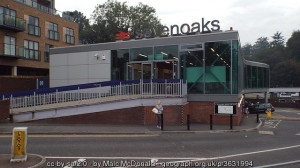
[242,31,300,87]
[270,31,285,47]
[91,0,162,43]
[287,30,300,60]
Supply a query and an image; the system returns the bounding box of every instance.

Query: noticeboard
[215,104,237,115]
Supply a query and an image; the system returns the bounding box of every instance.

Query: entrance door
[142,63,152,79]
[154,60,178,79]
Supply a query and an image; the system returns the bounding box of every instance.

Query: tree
[91,0,163,43]
[271,60,300,87]
[287,30,300,60]
[241,43,253,59]
[253,37,270,51]
[270,31,285,47]
[63,10,92,44]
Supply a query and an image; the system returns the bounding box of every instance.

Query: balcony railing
[13,0,74,22]
[0,14,26,31]
[0,43,25,59]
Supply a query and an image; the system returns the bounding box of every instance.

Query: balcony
[13,0,74,22]
[0,43,25,59]
[0,14,26,32]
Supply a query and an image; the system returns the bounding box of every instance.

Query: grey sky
[56,0,300,45]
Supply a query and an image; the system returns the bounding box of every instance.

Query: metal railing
[5,79,187,110]
[0,43,25,58]
[0,14,26,31]
[13,0,74,22]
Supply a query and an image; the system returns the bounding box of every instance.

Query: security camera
[94,54,99,60]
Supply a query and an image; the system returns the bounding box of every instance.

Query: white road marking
[46,144,300,165]
[258,131,274,135]
[263,120,281,129]
[296,133,300,136]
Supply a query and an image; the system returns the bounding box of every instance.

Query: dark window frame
[49,22,59,41]
[24,39,40,60]
[28,15,40,36]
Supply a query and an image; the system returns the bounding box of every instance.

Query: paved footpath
[1,108,300,168]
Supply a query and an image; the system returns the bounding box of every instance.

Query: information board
[215,104,237,115]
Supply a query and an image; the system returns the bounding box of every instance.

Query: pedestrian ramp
[1,79,187,123]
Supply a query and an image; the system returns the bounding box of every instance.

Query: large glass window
[180,50,204,93]
[130,47,152,61]
[244,65,269,89]
[24,40,40,60]
[154,45,178,60]
[111,49,129,80]
[65,27,74,44]
[4,36,16,56]
[49,22,59,41]
[28,16,40,36]
[232,40,239,94]
[205,41,232,94]
[44,44,53,62]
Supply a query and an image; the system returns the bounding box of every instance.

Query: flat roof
[51,31,239,55]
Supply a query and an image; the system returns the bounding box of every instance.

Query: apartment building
[0,0,79,77]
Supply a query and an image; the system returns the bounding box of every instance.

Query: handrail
[0,13,26,31]
[13,0,74,22]
[0,43,26,58]
[1,79,185,99]
[8,79,187,110]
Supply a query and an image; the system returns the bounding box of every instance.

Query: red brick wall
[0,100,10,122]
[143,105,184,125]
[189,101,242,126]
[0,77,37,94]
[0,0,79,70]
[32,107,145,125]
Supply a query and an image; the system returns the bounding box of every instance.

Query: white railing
[10,80,187,110]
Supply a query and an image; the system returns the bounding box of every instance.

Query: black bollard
[161,114,164,131]
[210,114,213,130]
[187,114,190,131]
[230,114,233,130]
[256,113,259,123]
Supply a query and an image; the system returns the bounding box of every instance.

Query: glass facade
[111,38,267,95]
[244,65,269,89]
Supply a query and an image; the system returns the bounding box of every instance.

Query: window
[28,16,40,36]
[49,22,59,40]
[4,36,16,56]
[24,40,40,60]
[0,7,16,26]
[44,44,53,62]
[65,27,74,44]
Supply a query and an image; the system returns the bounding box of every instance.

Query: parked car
[248,103,275,113]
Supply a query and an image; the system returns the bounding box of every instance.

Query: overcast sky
[56,0,300,45]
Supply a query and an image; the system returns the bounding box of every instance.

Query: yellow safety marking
[0,134,159,138]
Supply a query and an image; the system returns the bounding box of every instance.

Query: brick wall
[32,107,145,125]
[0,100,10,122]
[0,77,37,94]
[0,0,79,69]
[189,101,242,126]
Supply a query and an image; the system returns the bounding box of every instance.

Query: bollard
[210,114,213,130]
[161,114,164,131]
[256,113,259,123]
[230,114,233,130]
[187,114,190,131]
[11,127,28,163]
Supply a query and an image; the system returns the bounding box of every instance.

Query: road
[0,109,300,167]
